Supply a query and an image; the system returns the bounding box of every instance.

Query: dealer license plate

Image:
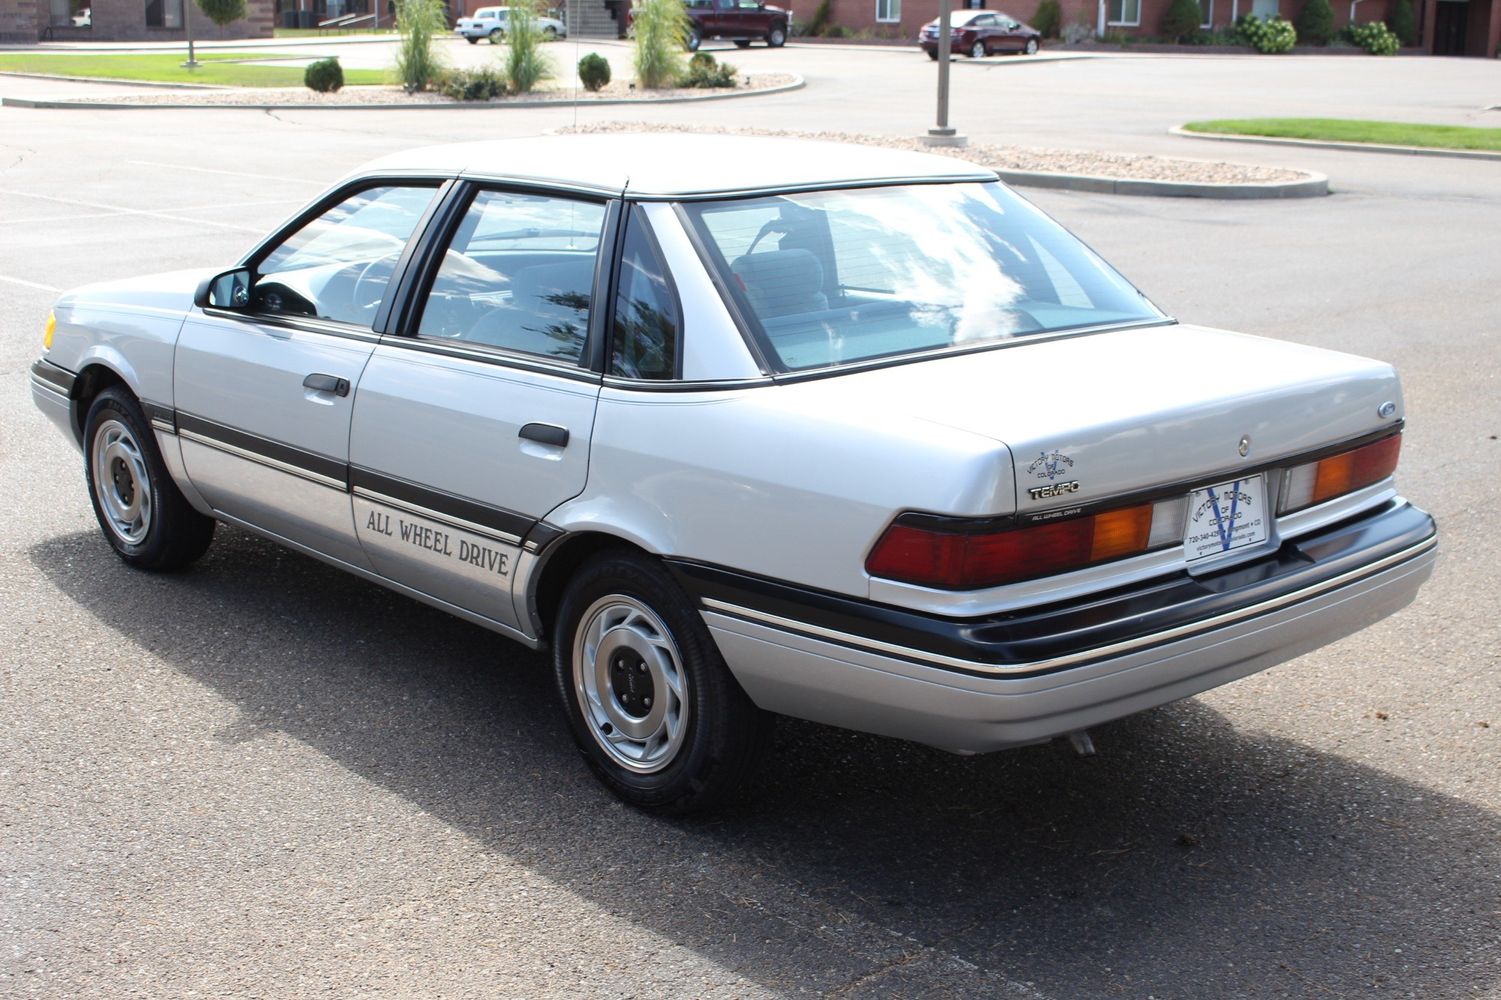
[1183,475,1269,564]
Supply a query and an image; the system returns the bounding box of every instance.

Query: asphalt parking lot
[1,46,1498,999]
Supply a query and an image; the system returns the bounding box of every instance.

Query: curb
[0,75,805,109]
[0,69,228,88]
[1170,125,1501,162]
[996,166,1328,198]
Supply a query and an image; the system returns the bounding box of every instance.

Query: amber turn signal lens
[43,310,56,351]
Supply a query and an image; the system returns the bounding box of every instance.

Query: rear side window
[415,188,605,363]
[610,208,681,380]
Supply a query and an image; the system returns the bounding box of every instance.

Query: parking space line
[0,188,266,233]
[127,159,327,185]
[0,199,305,227]
[0,274,61,292]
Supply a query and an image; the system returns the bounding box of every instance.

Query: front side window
[610,209,680,380]
[683,181,1162,373]
[1108,0,1140,23]
[876,0,900,22]
[253,184,438,328]
[415,188,605,363]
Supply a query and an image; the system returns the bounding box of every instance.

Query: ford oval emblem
[1238,435,1251,458]
[1378,401,1397,419]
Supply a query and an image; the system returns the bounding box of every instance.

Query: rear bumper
[678,499,1437,752]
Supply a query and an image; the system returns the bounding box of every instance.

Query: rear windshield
[682,181,1164,372]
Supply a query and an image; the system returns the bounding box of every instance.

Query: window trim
[876,0,901,23]
[1106,0,1141,26]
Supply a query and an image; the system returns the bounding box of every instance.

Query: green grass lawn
[272,26,399,37]
[1183,118,1501,153]
[0,51,388,87]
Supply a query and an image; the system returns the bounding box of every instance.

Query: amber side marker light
[866,499,1181,590]
[43,310,56,351]
[1279,433,1401,515]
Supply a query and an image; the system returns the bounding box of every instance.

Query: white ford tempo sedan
[29,135,1437,812]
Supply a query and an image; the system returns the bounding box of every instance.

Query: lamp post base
[922,129,969,148]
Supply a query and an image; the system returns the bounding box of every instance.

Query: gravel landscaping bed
[20,74,796,106]
[560,121,1309,185]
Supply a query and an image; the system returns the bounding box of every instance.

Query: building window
[145,0,184,27]
[1107,0,1140,24]
[1199,0,1212,26]
[1250,0,1276,15]
[876,0,901,22]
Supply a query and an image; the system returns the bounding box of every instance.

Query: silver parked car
[29,135,1437,812]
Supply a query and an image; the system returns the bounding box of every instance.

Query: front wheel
[1024,37,1038,54]
[766,22,786,46]
[553,551,769,813]
[685,27,702,51]
[734,38,752,47]
[543,24,557,38]
[465,34,479,43]
[487,26,502,42]
[970,39,987,57]
[84,387,214,571]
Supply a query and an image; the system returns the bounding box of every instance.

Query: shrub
[506,0,554,93]
[304,57,344,92]
[1160,0,1203,42]
[436,65,507,99]
[822,22,851,37]
[632,0,688,88]
[1060,18,1094,42]
[196,0,246,30]
[1295,0,1335,44]
[679,50,737,87]
[1387,0,1416,45]
[1030,0,1062,37]
[1237,14,1297,52]
[394,0,447,92]
[1349,18,1399,52]
[808,0,832,35]
[577,51,611,91]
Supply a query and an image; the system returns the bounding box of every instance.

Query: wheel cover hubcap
[573,595,689,774]
[92,418,152,546]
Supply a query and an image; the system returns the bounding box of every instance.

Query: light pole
[182,0,199,68]
[924,0,966,146]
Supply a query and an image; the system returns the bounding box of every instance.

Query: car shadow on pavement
[30,526,1501,999]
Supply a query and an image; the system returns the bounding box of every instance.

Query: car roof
[351,134,997,199]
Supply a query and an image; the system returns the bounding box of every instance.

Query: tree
[1295,0,1335,44]
[1160,0,1203,42]
[1387,0,1417,45]
[197,0,245,32]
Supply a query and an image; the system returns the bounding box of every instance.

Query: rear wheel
[970,39,987,57]
[487,26,502,42]
[84,387,214,571]
[766,22,786,46]
[734,38,752,47]
[926,46,938,59]
[686,27,702,50]
[465,34,479,43]
[553,551,769,813]
[543,24,557,38]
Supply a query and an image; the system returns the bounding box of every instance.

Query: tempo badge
[1028,480,1081,501]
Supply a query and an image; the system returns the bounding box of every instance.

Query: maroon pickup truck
[683,0,791,49]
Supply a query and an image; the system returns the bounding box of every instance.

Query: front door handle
[519,422,569,447]
[303,373,350,397]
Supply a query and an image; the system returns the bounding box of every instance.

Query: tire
[970,39,987,57]
[543,24,557,38]
[1024,37,1038,54]
[734,38,752,47]
[926,46,938,59]
[553,551,770,813]
[466,34,479,43]
[766,22,786,46]
[686,27,702,51]
[83,387,214,572]
[487,26,502,43]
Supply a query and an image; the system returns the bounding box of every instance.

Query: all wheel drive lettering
[361,504,511,579]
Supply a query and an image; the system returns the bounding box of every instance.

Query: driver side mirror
[197,267,252,310]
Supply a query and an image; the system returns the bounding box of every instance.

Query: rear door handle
[303,373,350,397]
[519,422,569,447]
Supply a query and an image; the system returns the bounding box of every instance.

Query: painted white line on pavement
[127,159,326,185]
[0,188,264,233]
[0,199,305,227]
[0,274,62,292]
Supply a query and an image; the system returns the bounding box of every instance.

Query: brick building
[824,0,1498,55]
[0,0,273,42]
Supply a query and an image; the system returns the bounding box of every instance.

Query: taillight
[866,497,1184,590]
[1279,433,1400,514]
